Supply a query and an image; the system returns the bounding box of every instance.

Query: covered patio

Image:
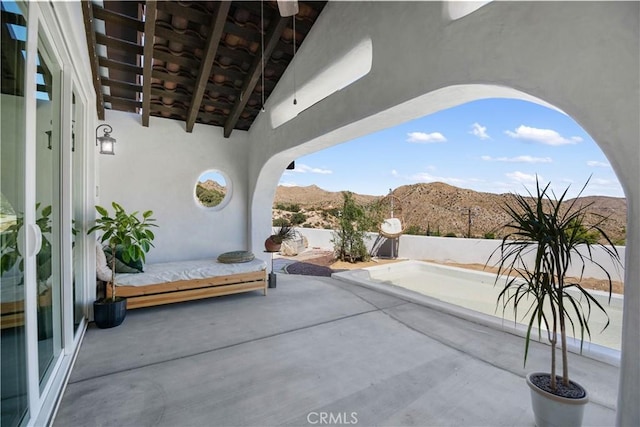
[53,275,618,426]
[1,1,637,425]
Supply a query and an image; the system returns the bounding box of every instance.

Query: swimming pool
[333,260,622,365]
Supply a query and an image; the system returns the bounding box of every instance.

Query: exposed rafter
[141,0,157,127]
[93,5,144,32]
[100,77,142,92]
[81,0,105,120]
[223,14,289,138]
[84,1,326,133]
[95,33,143,56]
[185,1,231,133]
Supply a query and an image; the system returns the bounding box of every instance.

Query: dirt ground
[282,250,624,295]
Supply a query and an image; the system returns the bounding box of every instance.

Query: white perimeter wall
[298,227,626,282]
[98,110,252,263]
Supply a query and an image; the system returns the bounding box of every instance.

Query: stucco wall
[98,110,252,263]
[243,2,638,424]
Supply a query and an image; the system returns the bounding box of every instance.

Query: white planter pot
[526,372,589,427]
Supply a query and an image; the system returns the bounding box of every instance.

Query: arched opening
[251,84,628,355]
[252,84,629,253]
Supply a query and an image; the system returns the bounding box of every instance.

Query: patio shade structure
[82,0,326,135]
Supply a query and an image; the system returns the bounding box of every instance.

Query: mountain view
[273,183,627,245]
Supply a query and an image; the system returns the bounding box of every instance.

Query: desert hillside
[273,183,627,244]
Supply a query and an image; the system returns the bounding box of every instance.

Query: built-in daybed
[98,249,267,309]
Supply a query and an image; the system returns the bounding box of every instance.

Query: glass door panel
[35,23,62,387]
[0,1,29,425]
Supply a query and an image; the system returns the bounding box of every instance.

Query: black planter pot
[93,297,127,329]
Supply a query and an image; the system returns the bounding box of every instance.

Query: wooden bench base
[106,270,268,309]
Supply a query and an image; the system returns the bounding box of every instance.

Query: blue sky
[278,98,624,199]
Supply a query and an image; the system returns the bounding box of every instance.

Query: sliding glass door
[34,21,63,388]
[1,1,29,425]
[1,1,90,424]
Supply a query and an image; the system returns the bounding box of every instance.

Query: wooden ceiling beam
[98,57,142,75]
[96,33,143,56]
[100,77,142,92]
[93,5,145,32]
[81,0,105,120]
[142,0,157,127]
[185,1,231,133]
[104,95,142,109]
[224,14,289,137]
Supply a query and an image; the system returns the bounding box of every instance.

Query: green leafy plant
[87,202,157,301]
[490,179,621,394]
[332,191,372,263]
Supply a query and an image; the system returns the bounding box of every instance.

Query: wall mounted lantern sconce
[96,124,116,155]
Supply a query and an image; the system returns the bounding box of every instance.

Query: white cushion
[96,241,112,282]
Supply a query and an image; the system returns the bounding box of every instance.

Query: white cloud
[292,163,333,174]
[505,171,540,183]
[394,169,466,186]
[481,155,552,163]
[279,181,297,187]
[407,131,447,143]
[587,160,611,168]
[470,122,490,140]
[504,125,583,146]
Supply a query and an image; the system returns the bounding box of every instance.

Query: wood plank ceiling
[82,1,326,137]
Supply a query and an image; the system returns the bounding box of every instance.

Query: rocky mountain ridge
[273,182,627,244]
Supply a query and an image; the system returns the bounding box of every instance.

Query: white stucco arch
[245,2,639,424]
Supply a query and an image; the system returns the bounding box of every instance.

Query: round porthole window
[195,170,231,209]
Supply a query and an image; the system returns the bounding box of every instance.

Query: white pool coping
[333,260,622,367]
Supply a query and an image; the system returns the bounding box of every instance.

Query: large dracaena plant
[491,178,621,393]
[87,202,157,301]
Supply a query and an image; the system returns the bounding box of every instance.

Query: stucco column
[617,191,640,426]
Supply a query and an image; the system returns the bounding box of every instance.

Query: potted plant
[87,202,157,328]
[264,224,295,252]
[490,179,621,427]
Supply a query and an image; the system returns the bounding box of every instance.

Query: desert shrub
[484,232,496,239]
[272,218,289,227]
[196,184,224,207]
[324,207,341,218]
[404,225,423,235]
[290,212,307,225]
[275,203,301,212]
[566,218,599,244]
[444,232,457,238]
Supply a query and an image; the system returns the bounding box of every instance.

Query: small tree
[332,192,372,263]
[88,202,157,301]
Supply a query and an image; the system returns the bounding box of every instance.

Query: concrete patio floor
[53,275,618,426]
